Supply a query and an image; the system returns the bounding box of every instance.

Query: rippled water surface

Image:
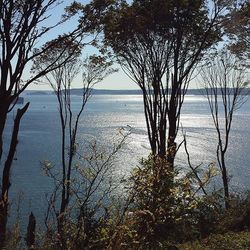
[2,94,250,226]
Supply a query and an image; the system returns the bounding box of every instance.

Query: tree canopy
[224,1,250,61]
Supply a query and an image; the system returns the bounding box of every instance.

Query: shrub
[119,155,216,248]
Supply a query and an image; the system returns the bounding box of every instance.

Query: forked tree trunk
[0,103,29,247]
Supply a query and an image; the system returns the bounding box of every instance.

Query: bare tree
[201,49,249,209]
[42,129,130,249]
[0,1,81,245]
[33,37,116,237]
[34,39,83,235]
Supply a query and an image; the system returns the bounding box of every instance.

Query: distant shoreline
[25,88,250,96]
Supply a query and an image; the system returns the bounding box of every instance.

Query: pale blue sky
[27,0,136,90]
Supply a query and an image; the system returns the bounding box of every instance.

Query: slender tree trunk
[158,114,167,159]
[221,152,230,209]
[167,105,177,169]
[26,212,36,249]
[0,103,29,247]
[57,92,67,234]
[0,98,9,161]
[142,93,157,156]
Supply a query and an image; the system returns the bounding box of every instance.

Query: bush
[118,155,216,248]
[216,193,250,232]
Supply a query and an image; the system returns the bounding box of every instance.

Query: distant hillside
[67,88,205,95]
[66,88,250,96]
[73,89,142,95]
[25,88,250,96]
[26,90,52,95]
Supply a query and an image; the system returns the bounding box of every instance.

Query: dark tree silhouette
[100,0,226,169]
[0,0,79,245]
[224,1,250,63]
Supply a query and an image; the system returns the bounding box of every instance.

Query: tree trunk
[221,152,230,209]
[0,97,10,161]
[0,103,29,247]
[26,212,36,249]
[167,109,177,170]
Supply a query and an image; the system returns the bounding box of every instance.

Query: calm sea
[2,94,250,227]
